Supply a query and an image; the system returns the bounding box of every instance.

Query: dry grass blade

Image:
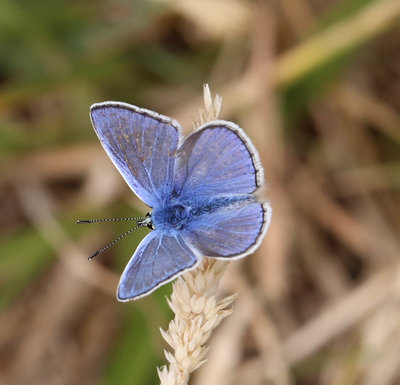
[283,263,400,364]
[158,86,237,385]
[14,178,118,295]
[158,259,236,385]
[274,0,400,87]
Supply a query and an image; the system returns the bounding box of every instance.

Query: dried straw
[158,85,237,385]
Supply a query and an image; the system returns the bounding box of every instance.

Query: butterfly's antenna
[77,217,145,224]
[88,223,146,260]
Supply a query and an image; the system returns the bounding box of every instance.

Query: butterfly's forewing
[177,121,271,259]
[91,102,181,207]
[117,230,199,301]
[175,121,263,199]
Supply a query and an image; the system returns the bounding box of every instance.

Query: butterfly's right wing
[91,102,181,207]
[117,230,199,301]
[176,120,271,259]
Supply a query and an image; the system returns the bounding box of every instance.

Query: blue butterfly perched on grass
[82,100,271,301]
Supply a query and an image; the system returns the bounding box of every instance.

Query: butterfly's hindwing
[117,230,199,301]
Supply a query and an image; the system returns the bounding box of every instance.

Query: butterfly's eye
[143,212,155,230]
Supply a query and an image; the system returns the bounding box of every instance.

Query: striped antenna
[88,223,147,260]
[77,217,145,224]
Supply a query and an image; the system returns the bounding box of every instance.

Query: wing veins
[148,128,160,181]
[128,123,158,200]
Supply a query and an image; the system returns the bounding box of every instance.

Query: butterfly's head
[138,212,155,230]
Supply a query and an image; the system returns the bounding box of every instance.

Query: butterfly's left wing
[117,230,199,301]
[91,102,181,207]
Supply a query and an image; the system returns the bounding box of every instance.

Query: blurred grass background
[1,0,400,384]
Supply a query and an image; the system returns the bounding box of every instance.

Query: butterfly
[88,101,272,301]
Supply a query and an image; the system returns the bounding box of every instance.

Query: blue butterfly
[89,101,272,301]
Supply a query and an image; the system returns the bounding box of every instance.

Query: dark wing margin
[90,102,181,207]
